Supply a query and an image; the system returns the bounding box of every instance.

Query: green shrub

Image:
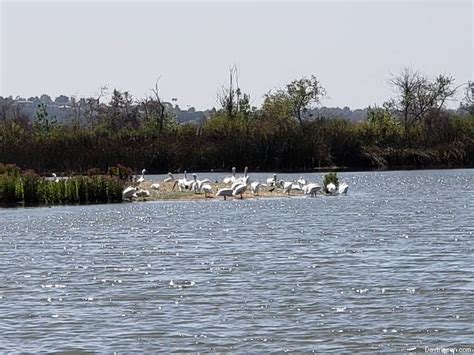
[323,172,339,193]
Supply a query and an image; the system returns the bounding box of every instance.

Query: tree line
[0,68,473,175]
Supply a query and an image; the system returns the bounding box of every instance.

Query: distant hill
[1,95,219,125]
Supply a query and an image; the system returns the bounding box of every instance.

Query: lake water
[1,169,473,353]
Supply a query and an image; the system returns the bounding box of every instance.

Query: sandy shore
[132,181,303,202]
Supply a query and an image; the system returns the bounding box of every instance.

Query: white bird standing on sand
[201,183,213,197]
[283,181,293,195]
[250,181,262,195]
[231,166,250,186]
[163,172,174,183]
[241,166,250,185]
[266,174,277,186]
[137,169,146,183]
[232,183,247,199]
[303,183,321,197]
[173,171,193,191]
[122,186,138,200]
[223,167,236,184]
[326,183,337,194]
[191,173,211,193]
[191,173,200,193]
[291,180,303,191]
[230,180,243,191]
[297,177,307,186]
[216,187,234,200]
[134,189,151,198]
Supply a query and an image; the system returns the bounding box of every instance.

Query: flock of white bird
[121,167,349,201]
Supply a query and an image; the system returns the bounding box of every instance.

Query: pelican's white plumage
[283,181,293,194]
[297,177,307,186]
[201,183,213,197]
[134,189,151,197]
[173,170,193,191]
[232,166,249,186]
[266,174,277,186]
[303,183,321,197]
[250,181,261,195]
[223,167,236,184]
[52,173,59,183]
[338,182,349,195]
[326,183,337,194]
[137,169,146,183]
[150,183,160,190]
[163,172,174,183]
[216,187,234,200]
[232,183,247,198]
[122,186,138,200]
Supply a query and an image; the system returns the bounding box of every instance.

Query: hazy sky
[1,0,472,109]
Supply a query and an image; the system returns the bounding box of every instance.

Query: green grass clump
[0,165,126,206]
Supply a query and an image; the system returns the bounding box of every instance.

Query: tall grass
[0,164,125,206]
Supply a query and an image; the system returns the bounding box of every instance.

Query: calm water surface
[1,169,473,353]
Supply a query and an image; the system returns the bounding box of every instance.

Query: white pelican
[266,174,277,186]
[297,177,307,186]
[241,166,250,185]
[191,173,201,193]
[122,186,138,200]
[326,183,337,194]
[201,183,213,197]
[338,182,349,195]
[250,181,261,195]
[303,183,321,197]
[291,180,303,191]
[173,171,193,191]
[232,183,247,199]
[150,183,160,190]
[52,173,59,183]
[283,181,293,195]
[191,173,211,193]
[231,167,250,188]
[163,172,174,183]
[216,187,234,200]
[230,180,242,190]
[134,189,151,197]
[137,169,146,183]
[223,167,236,184]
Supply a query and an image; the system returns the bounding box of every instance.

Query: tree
[262,75,325,126]
[34,103,57,135]
[217,66,238,120]
[461,81,474,115]
[151,79,166,132]
[286,75,325,125]
[217,66,253,121]
[389,68,458,132]
[54,95,70,105]
[40,94,53,105]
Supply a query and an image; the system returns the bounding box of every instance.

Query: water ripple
[1,169,473,352]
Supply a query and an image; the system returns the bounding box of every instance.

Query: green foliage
[0,72,473,174]
[323,172,339,192]
[34,103,58,136]
[0,167,126,206]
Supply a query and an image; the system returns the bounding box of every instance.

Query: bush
[323,172,339,193]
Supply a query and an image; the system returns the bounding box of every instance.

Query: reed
[0,165,125,206]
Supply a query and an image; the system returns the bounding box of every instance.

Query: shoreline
[125,165,474,177]
[130,181,297,202]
